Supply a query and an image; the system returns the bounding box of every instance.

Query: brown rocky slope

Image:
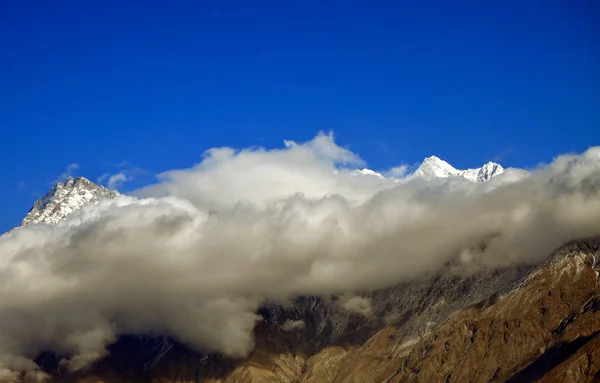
[39,238,600,383]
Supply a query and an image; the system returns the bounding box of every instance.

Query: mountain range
[413,156,504,182]
[354,156,505,183]
[21,156,505,227]
[6,156,600,383]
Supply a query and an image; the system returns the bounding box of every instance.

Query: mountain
[414,156,504,182]
[37,239,600,383]
[354,156,505,182]
[21,177,118,226]
[21,157,502,228]
[10,175,600,382]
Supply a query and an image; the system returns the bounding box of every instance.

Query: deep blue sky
[1,1,598,233]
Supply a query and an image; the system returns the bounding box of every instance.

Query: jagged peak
[353,156,505,183]
[415,155,460,178]
[476,162,504,182]
[413,156,504,183]
[423,155,441,161]
[420,155,454,167]
[21,176,118,226]
[480,161,504,171]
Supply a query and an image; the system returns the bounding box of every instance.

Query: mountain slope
[414,156,504,182]
[385,238,600,383]
[37,239,600,383]
[21,177,118,226]
[355,156,506,183]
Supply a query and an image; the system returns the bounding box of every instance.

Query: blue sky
[1,1,598,233]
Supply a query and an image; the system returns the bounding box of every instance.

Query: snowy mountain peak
[476,161,504,182]
[415,156,461,178]
[22,176,118,226]
[423,155,442,162]
[414,157,504,183]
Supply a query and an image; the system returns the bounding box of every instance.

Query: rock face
[385,238,600,383]
[21,177,118,226]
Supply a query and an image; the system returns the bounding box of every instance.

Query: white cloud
[97,173,109,184]
[387,164,410,177]
[106,172,129,189]
[339,295,373,316]
[281,320,305,332]
[0,133,600,378]
[97,162,150,191]
[56,163,79,183]
[136,131,389,210]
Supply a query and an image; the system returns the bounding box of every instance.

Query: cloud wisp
[1,132,600,380]
[54,163,80,183]
[97,161,151,191]
[97,172,129,189]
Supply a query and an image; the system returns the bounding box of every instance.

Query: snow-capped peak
[476,161,505,182]
[413,156,504,183]
[414,156,462,178]
[350,155,504,183]
[21,177,119,226]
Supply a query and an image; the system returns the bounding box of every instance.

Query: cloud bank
[1,132,600,381]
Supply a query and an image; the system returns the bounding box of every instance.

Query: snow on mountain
[413,155,504,183]
[414,156,463,179]
[473,161,505,182]
[21,177,118,226]
[20,155,503,228]
[353,168,385,178]
[352,156,505,183]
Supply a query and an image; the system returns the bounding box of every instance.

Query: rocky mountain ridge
[21,177,118,226]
